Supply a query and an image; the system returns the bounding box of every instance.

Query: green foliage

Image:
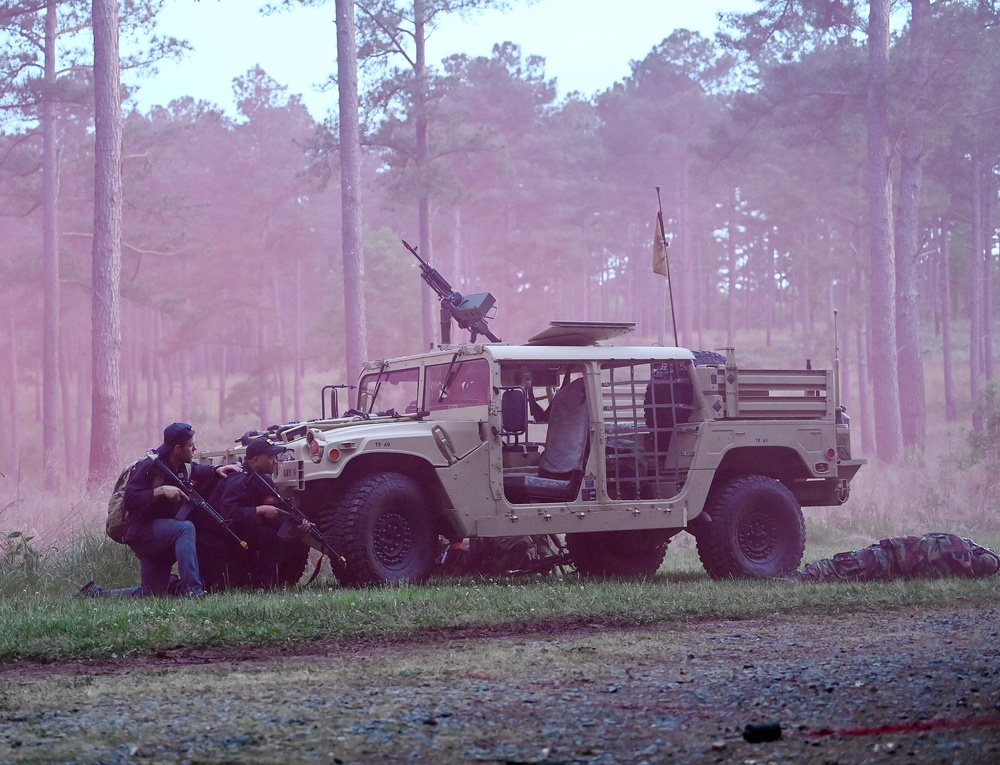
[0,531,42,591]
[0,526,137,598]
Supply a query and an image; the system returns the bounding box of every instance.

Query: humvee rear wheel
[321,472,436,587]
[566,530,671,578]
[695,475,805,579]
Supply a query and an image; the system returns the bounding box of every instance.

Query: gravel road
[1,606,998,764]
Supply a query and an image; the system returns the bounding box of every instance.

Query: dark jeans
[128,518,204,596]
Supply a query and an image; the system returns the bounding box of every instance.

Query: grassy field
[1,525,998,665]
[3,435,1000,667]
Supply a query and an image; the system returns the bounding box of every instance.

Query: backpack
[105,458,146,543]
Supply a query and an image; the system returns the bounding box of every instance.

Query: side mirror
[500,388,528,436]
[321,385,340,419]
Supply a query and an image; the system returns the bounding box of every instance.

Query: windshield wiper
[366,360,390,415]
[437,353,461,403]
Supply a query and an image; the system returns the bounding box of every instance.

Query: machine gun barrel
[402,238,456,302]
[148,455,249,550]
[246,469,347,569]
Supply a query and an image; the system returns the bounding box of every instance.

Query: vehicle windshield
[425,358,490,411]
[358,367,420,416]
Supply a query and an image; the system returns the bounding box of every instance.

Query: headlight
[306,430,324,464]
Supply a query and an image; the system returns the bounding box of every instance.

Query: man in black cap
[213,437,308,590]
[119,422,240,597]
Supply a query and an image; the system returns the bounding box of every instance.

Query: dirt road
[1,606,998,763]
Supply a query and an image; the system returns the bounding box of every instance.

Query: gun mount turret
[402,239,500,344]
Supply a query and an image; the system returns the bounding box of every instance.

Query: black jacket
[217,469,279,532]
[122,458,218,546]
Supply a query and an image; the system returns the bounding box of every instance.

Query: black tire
[695,475,805,579]
[277,539,310,587]
[566,529,671,578]
[319,472,436,587]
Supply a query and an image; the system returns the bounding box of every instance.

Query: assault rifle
[402,238,501,344]
[147,454,249,550]
[246,469,347,570]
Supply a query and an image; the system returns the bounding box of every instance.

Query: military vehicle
[200,242,864,587]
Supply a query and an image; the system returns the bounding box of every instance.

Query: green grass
[1,535,998,664]
[3,476,999,666]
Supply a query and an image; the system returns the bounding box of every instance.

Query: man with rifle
[119,422,241,597]
[213,437,312,590]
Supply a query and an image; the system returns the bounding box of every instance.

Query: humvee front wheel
[695,475,805,579]
[566,530,671,578]
[322,472,436,587]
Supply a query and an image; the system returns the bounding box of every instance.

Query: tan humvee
[200,321,864,587]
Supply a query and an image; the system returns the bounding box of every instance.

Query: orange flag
[653,216,668,277]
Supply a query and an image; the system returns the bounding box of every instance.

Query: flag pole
[655,185,679,347]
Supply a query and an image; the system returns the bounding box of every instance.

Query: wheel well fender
[337,454,457,538]
[710,446,810,495]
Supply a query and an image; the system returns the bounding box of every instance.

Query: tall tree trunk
[6,310,20,479]
[42,0,61,490]
[677,155,692,347]
[802,252,812,339]
[857,322,875,457]
[145,311,155,445]
[34,357,41,422]
[413,0,435,348]
[941,224,956,422]
[273,274,288,425]
[970,155,984,426]
[894,0,930,455]
[294,260,303,420]
[254,314,266,427]
[154,311,165,430]
[277,361,288,425]
[726,221,736,348]
[218,343,228,427]
[59,323,74,482]
[75,367,87,480]
[839,312,851,413]
[983,184,994,381]
[452,205,464,287]
[125,301,136,424]
[180,355,191,418]
[838,278,851,412]
[336,0,368,381]
[866,0,904,463]
[765,247,774,348]
[88,0,123,486]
